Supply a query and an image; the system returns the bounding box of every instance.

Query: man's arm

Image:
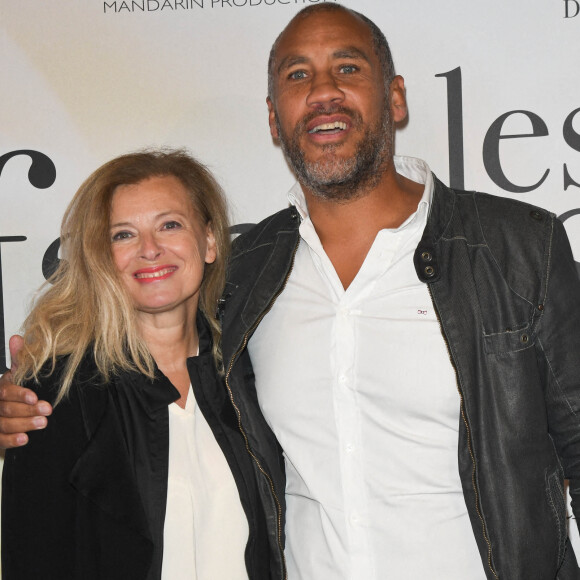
[537,219,580,528]
[0,336,52,449]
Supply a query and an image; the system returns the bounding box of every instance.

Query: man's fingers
[0,404,51,449]
[0,382,52,449]
[0,382,40,406]
[0,415,48,449]
[9,335,24,371]
[0,432,29,448]
[0,414,47,433]
[0,400,51,420]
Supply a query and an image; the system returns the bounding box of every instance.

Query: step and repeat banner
[1,0,579,369]
[1,0,580,552]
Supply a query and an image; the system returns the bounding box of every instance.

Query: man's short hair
[267,5,396,100]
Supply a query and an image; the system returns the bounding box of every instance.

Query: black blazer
[2,315,271,580]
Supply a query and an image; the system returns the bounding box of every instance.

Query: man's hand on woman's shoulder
[0,335,52,449]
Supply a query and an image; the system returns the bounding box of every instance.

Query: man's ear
[389,76,408,124]
[267,97,280,140]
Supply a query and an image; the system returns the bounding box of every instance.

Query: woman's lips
[133,265,178,282]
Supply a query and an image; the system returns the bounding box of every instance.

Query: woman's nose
[139,233,163,260]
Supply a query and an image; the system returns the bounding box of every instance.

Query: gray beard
[276,105,392,203]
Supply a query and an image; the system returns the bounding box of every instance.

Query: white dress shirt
[162,385,249,580]
[248,157,486,579]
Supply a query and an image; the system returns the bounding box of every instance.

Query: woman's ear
[204,223,217,265]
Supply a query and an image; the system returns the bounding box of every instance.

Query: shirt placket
[333,297,375,579]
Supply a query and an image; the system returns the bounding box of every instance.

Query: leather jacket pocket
[546,466,568,566]
[483,323,535,355]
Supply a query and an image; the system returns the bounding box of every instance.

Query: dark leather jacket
[221,176,580,580]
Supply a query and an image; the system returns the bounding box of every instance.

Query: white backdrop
[1,0,580,563]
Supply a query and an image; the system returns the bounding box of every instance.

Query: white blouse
[161,385,249,580]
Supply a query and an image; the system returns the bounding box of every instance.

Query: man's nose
[306,71,345,109]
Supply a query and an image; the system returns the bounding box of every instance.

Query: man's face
[268,10,395,201]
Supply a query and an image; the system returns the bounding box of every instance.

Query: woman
[1,149,271,580]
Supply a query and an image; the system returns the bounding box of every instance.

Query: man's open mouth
[308,121,348,134]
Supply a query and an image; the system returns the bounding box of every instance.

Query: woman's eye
[111,231,132,242]
[340,65,358,74]
[163,220,181,230]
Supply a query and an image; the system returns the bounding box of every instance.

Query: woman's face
[109,175,216,318]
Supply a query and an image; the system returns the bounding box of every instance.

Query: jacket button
[421,251,432,262]
[520,334,529,344]
[424,266,435,278]
[530,210,543,221]
[537,304,544,311]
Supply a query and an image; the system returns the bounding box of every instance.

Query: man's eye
[163,221,181,230]
[340,65,358,74]
[111,231,132,242]
[288,70,307,80]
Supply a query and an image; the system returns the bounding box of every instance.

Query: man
[2,5,580,579]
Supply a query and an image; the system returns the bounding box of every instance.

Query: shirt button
[339,375,347,384]
[346,444,355,453]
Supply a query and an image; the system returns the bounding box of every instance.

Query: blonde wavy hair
[14,149,230,404]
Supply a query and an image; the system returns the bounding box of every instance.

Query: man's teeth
[135,267,176,279]
[309,121,347,134]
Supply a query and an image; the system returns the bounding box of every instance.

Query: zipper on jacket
[427,285,499,580]
[224,239,299,580]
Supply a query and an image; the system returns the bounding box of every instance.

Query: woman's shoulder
[22,351,104,405]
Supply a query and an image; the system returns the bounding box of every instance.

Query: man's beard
[276,104,392,202]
